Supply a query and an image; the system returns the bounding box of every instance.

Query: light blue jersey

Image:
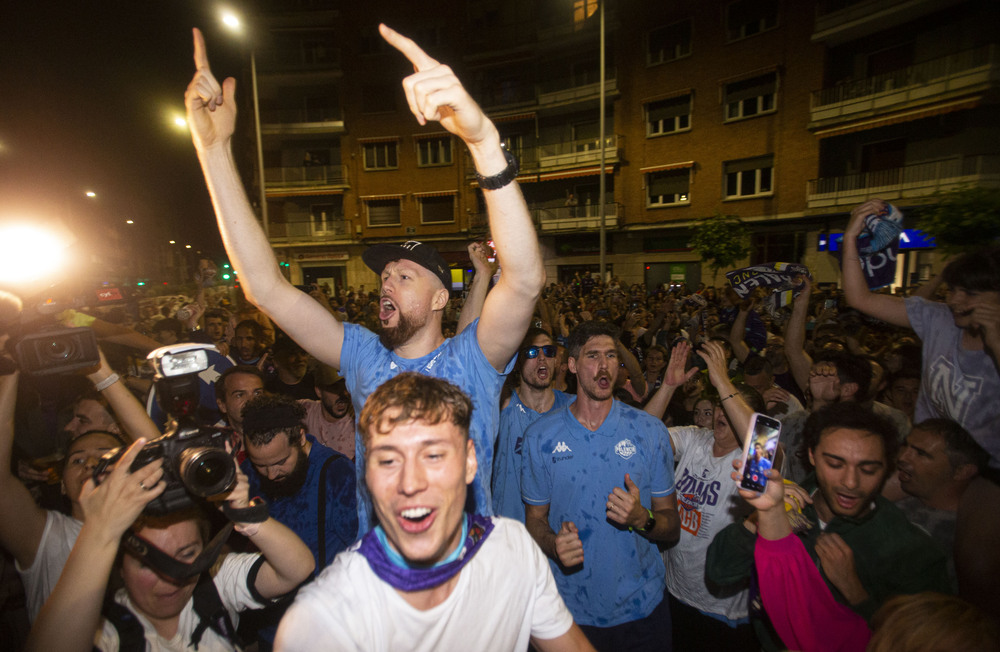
[492,389,574,521]
[522,400,675,627]
[340,320,513,532]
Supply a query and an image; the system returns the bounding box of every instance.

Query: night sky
[0,1,254,257]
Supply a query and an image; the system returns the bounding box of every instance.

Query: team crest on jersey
[615,439,637,460]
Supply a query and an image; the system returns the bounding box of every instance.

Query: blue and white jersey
[492,390,574,522]
[340,319,513,531]
[521,400,675,627]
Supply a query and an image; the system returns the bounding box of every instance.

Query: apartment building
[247,0,999,293]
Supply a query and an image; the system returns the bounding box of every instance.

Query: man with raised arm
[841,198,1000,472]
[185,25,545,529]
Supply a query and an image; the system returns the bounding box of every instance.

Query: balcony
[812,0,967,45]
[264,165,347,192]
[537,72,618,108]
[535,203,619,233]
[806,155,1000,208]
[268,216,352,243]
[536,135,619,171]
[469,202,619,234]
[261,108,345,136]
[809,44,998,129]
[256,46,341,74]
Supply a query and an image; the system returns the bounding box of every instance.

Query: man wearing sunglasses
[493,328,575,522]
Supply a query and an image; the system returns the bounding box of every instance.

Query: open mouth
[835,492,861,511]
[380,297,397,322]
[398,507,435,533]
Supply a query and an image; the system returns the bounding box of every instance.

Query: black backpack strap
[189,571,239,650]
[101,595,146,652]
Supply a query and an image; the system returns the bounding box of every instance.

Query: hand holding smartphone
[737,413,782,493]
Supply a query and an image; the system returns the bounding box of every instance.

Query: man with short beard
[240,394,357,570]
[523,321,681,651]
[186,26,544,532]
[492,328,574,521]
[300,365,356,459]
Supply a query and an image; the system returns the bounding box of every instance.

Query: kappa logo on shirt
[615,439,637,460]
[552,441,572,454]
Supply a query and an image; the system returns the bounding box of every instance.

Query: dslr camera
[95,343,235,516]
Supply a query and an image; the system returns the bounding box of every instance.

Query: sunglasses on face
[525,345,557,359]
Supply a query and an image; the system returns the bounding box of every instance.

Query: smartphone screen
[738,413,782,493]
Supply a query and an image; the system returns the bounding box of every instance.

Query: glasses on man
[525,345,557,359]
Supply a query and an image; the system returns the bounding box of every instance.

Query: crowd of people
[0,23,998,652]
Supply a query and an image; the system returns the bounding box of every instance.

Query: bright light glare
[185,244,192,249]
[85,191,96,198]
[126,220,134,224]
[169,240,176,244]
[0,223,70,286]
[221,10,241,31]
[174,116,187,128]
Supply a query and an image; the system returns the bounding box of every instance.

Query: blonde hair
[868,592,998,652]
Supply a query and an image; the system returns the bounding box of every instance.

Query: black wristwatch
[475,143,519,190]
[637,508,656,534]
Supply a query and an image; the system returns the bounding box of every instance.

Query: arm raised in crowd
[643,340,696,421]
[186,28,346,369]
[84,348,160,443]
[380,24,545,371]
[841,198,910,327]
[699,340,753,444]
[456,241,494,334]
[729,296,755,364]
[0,371,49,569]
[26,440,165,652]
[784,277,814,396]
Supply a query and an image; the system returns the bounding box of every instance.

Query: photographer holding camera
[26,438,314,652]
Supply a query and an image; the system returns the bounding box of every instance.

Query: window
[366,198,401,226]
[417,137,452,167]
[724,72,776,121]
[725,0,778,42]
[648,19,692,65]
[420,196,455,224]
[725,155,773,198]
[310,202,345,236]
[362,142,398,170]
[646,94,691,136]
[647,169,690,207]
[751,232,805,265]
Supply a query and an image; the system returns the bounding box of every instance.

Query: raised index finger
[379,23,438,71]
[193,27,211,71]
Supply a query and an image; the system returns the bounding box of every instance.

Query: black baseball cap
[362,241,452,290]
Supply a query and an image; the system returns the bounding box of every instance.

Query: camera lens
[179,448,235,497]
[43,337,77,362]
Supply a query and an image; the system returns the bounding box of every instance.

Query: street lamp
[597,0,607,282]
[219,8,269,238]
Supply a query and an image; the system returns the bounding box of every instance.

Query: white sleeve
[214,552,269,614]
[276,598,361,652]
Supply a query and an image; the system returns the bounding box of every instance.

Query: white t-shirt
[665,426,751,622]
[16,510,81,622]
[95,552,266,652]
[275,518,573,652]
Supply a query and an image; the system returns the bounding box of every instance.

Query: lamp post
[220,9,269,238]
[597,0,606,283]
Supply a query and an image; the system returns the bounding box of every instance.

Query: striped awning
[640,161,695,173]
[357,135,400,144]
[814,97,981,139]
[413,190,458,197]
[537,165,615,181]
[360,193,404,201]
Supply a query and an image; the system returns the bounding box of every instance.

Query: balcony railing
[810,44,997,120]
[469,202,620,234]
[538,74,617,106]
[536,135,619,169]
[264,165,347,190]
[806,155,1000,208]
[269,217,351,242]
[257,46,341,73]
[535,203,619,232]
[261,107,343,125]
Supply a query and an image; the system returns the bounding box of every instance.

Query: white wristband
[93,373,120,392]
